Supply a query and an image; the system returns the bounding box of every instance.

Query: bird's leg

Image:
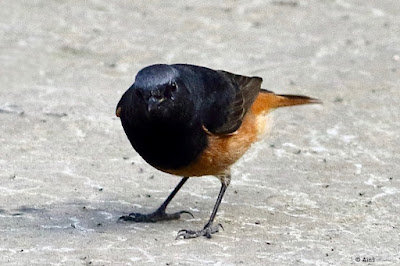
[176,175,231,239]
[119,177,193,222]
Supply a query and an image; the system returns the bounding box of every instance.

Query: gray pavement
[1,0,399,265]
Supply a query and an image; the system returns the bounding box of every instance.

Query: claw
[217,223,224,231]
[179,210,194,218]
[177,229,188,234]
[175,223,223,240]
[176,229,198,239]
[175,229,189,240]
[118,214,137,222]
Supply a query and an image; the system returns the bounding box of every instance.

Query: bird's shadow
[0,199,201,234]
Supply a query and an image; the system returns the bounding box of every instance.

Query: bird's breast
[122,119,208,170]
[163,111,268,177]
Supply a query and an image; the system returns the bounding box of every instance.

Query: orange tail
[251,90,321,115]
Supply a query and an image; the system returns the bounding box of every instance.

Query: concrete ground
[1,0,399,265]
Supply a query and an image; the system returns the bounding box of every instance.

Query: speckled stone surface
[1,0,399,265]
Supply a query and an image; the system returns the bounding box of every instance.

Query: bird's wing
[204,70,262,135]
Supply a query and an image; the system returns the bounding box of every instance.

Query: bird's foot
[176,223,223,239]
[118,209,193,223]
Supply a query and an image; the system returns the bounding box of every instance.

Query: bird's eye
[170,82,177,91]
[164,82,177,99]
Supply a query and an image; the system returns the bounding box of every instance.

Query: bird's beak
[147,96,165,113]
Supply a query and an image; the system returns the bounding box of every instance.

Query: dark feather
[208,71,262,135]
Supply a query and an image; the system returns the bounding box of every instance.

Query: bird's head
[117,64,196,123]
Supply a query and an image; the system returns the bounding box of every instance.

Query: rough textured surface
[1,0,399,265]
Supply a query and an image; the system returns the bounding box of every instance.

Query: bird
[116,63,320,239]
